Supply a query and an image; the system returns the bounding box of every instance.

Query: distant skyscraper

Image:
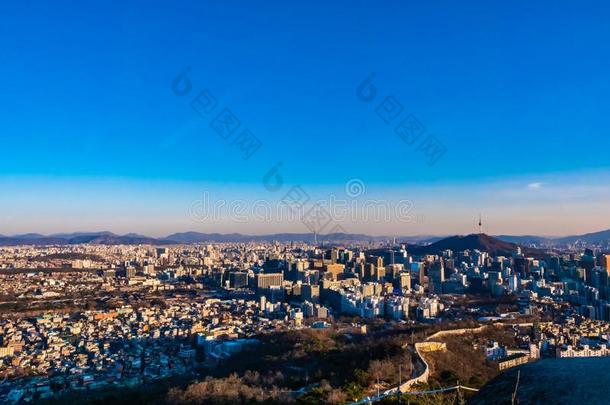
[256,273,283,289]
[430,260,445,293]
[324,263,345,281]
[412,262,426,288]
[397,271,411,290]
[330,248,339,264]
[126,267,136,278]
[229,271,248,289]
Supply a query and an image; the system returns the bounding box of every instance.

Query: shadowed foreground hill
[470,357,610,405]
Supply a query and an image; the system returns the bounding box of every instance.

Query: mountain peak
[409,233,525,256]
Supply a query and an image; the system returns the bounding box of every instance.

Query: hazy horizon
[2,227,609,239]
[1,168,610,237]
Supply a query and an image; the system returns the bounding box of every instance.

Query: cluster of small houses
[476,318,610,371]
[0,298,301,403]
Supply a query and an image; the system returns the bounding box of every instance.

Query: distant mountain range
[496,228,610,246]
[0,232,176,246]
[0,229,609,248]
[165,232,443,244]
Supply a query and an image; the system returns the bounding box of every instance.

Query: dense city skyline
[2,227,610,403]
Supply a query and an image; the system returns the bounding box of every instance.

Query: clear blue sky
[1,1,610,235]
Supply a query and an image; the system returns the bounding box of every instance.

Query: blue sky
[2,1,610,235]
